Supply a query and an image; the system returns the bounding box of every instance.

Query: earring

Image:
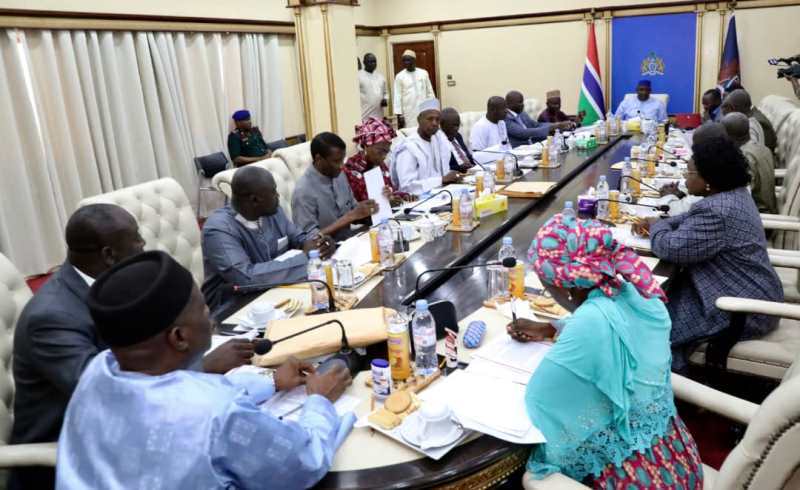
[705,184,711,192]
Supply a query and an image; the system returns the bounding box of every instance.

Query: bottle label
[445,328,458,368]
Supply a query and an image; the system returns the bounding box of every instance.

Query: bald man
[10,204,253,490]
[202,166,331,316]
[504,90,572,148]
[440,107,476,172]
[722,113,777,214]
[720,89,766,147]
[470,96,511,152]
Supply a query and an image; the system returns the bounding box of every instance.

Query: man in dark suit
[440,107,476,172]
[504,90,573,148]
[9,204,254,490]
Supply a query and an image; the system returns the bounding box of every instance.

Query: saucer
[399,412,464,450]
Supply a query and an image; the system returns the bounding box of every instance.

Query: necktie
[452,139,469,164]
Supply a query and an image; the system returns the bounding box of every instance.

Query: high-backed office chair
[79,178,204,285]
[266,139,290,153]
[212,158,296,216]
[621,93,670,113]
[0,253,57,467]
[456,111,485,148]
[273,142,312,180]
[522,355,800,489]
[523,97,543,121]
[193,152,230,217]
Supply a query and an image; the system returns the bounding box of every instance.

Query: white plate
[399,412,464,450]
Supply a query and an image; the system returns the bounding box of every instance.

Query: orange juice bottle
[630,167,641,197]
[475,171,484,195]
[646,155,657,177]
[323,261,335,300]
[541,144,550,166]
[369,229,380,262]
[387,314,412,381]
[609,190,620,220]
[510,263,525,298]
[495,159,505,181]
[451,193,461,227]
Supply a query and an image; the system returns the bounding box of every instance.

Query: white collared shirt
[235,213,261,231]
[73,266,95,286]
[469,116,509,151]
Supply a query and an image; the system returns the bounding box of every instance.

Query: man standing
[227,110,271,167]
[505,90,572,148]
[393,99,462,195]
[538,90,582,125]
[201,166,333,316]
[359,53,388,121]
[10,204,252,490]
[702,88,722,123]
[292,132,377,242]
[614,80,667,121]
[393,50,435,129]
[721,112,777,214]
[440,107,476,172]
[56,251,353,489]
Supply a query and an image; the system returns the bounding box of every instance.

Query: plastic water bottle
[307,250,329,311]
[548,140,559,165]
[377,219,394,268]
[606,111,616,137]
[562,200,576,219]
[553,129,563,152]
[621,157,633,195]
[596,175,610,220]
[490,236,516,299]
[459,190,474,229]
[411,300,438,376]
[483,171,495,194]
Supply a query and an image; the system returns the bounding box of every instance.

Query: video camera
[769,56,800,79]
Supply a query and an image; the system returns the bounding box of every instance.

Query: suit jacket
[448,132,475,171]
[504,110,551,148]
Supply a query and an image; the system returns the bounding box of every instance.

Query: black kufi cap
[88,251,194,347]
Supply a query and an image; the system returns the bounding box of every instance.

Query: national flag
[577,23,606,125]
[718,15,741,91]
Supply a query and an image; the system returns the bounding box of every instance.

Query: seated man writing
[11,204,251,490]
[392,98,462,195]
[57,251,353,489]
[202,166,333,316]
[293,132,378,242]
[227,110,272,167]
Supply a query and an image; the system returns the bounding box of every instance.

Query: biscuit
[533,296,555,308]
[384,390,412,414]
[368,408,401,430]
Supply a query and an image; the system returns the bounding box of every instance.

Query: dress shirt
[73,266,94,286]
[56,351,347,490]
[447,132,475,171]
[292,165,358,242]
[393,68,435,124]
[358,69,387,121]
[469,116,509,151]
[614,96,667,122]
[392,130,451,195]
[504,110,551,148]
[202,205,309,316]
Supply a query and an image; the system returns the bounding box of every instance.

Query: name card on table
[254,307,392,366]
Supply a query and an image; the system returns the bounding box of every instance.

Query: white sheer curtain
[0,29,286,276]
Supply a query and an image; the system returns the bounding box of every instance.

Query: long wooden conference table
[220,134,640,489]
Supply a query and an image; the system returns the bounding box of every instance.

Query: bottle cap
[309,249,320,259]
[415,299,429,311]
[564,201,574,209]
[599,175,607,182]
[502,236,513,245]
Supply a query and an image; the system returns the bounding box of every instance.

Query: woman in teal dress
[509,214,703,489]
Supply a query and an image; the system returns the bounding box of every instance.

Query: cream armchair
[523,358,800,489]
[523,97,543,121]
[273,142,312,180]
[622,93,670,113]
[79,178,203,285]
[211,158,296,216]
[0,253,57,467]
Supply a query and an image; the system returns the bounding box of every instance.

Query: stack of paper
[498,181,556,198]
[261,384,360,422]
[611,225,651,252]
[333,234,373,269]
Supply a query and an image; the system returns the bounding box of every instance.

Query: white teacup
[401,224,415,241]
[416,401,453,443]
[247,302,276,325]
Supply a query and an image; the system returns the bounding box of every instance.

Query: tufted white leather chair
[79,178,203,285]
[622,93,670,114]
[457,111,485,149]
[523,97,543,121]
[273,142,312,180]
[211,158,296,216]
[522,354,800,489]
[0,253,56,466]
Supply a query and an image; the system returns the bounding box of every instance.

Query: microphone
[403,189,454,216]
[253,319,350,355]
[472,147,523,177]
[619,175,661,193]
[593,198,670,214]
[653,144,688,163]
[409,257,518,305]
[232,279,335,313]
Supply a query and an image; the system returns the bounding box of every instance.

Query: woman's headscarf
[528,213,666,302]
[353,117,396,148]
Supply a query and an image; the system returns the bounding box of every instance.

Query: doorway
[392,41,438,96]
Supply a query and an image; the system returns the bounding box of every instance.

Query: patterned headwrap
[353,117,396,148]
[528,214,666,302]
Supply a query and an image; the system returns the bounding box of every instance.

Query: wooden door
[392,41,437,96]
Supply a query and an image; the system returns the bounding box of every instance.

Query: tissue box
[474,193,508,218]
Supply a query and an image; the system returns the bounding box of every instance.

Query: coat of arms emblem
[641,52,665,76]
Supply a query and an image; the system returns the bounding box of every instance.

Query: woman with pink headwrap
[344,117,412,207]
[514,214,703,489]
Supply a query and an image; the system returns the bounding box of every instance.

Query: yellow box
[474,193,508,219]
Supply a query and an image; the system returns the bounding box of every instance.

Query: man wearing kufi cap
[721,112,777,214]
[614,79,667,122]
[538,89,582,125]
[227,109,271,167]
[56,251,354,489]
[393,49,435,129]
[392,98,462,195]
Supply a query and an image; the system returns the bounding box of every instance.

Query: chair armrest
[762,220,800,231]
[0,442,57,467]
[769,251,800,268]
[776,169,787,179]
[761,213,799,222]
[522,471,592,490]
[716,296,800,320]
[671,373,758,426]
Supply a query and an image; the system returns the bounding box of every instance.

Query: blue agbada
[56,351,350,490]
